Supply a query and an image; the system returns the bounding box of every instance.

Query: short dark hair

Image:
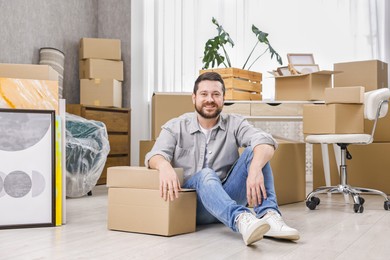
[193,72,225,95]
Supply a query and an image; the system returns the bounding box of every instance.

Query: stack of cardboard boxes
[79,38,123,107]
[310,60,390,194]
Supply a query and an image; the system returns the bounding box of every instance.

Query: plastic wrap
[65,113,110,197]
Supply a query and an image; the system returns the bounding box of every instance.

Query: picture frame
[0,108,56,229]
[287,53,315,65]
[291,64,320,74]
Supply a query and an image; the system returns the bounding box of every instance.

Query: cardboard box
[107,166,184,188]
[0,63,59,81]
[275,71,335,101]
[151,92,193,139]
[303,104,364,134]
[0,78,58,113]
[140,138,305,206]
[79,38,121,60]
[80,79,122,107]
[334,60,388,91]
[313,143,390,194]
[107,166,196,236]
[324,86,364,104]
[139,140,156,166]
[79,59,123,81]
[270,140,306,205]
[365,113,390,142]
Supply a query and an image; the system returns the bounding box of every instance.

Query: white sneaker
[262,211,300,240]
[235,212,270,246]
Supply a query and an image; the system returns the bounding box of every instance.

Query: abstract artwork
[0,108,55,228]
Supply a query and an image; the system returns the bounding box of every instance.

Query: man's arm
[246,144,275,207]
[148,154,181,201]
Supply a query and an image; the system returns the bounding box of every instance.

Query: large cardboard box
[107,166,196,236]
[334,60,388,91]
[313,143,390,194]
[275,71,335,101]
[143,139,305,206]
[0,63,59,81]
[0,78,58,113]
[270,140,306,205]
[80,79,122,107]
[324,86,364,104]
[151,92,193,139]
[79,38,121,60]
[303,104,364,134]
[79,59,123,81]
[364,113,390,142]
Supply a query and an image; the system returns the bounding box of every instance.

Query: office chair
[305,88,390,213]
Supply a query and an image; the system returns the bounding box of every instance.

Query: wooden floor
[1,183,390,260]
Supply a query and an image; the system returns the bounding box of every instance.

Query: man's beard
[195,101,222,119]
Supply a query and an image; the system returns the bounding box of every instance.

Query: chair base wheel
[354,203,364,213]
[306,197,320,210]
[384,201,390,210]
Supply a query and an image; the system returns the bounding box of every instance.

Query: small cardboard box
[0,63,59,81]
[313,143,390,194]
[107,166,196,236]
[334,60,388,91]
[324,86,364,104]
[303,104,364,134]
[79,59,124,81]
[80,79,122,107]
[151,92,193,139]
[0,78,58,113]
[275,71,335,101]
[79,38,121,60]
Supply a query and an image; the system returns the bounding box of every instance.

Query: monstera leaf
[202,18,282,70]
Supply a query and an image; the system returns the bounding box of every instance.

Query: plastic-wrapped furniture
[65,113,110,197]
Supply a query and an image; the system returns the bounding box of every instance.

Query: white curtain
[131,0,390,165]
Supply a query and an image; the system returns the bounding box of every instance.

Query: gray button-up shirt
[145,112,278,182]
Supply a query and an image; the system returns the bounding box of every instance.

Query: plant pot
[199,68,262,100]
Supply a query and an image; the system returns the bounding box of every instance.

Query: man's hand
[159,164,181,201]
[246,170,266,207]
[148,155,181,201]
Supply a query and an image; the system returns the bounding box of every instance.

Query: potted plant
[200,17,283,100]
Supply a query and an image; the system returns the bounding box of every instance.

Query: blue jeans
[182,146,280,232]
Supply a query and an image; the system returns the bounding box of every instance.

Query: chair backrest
[364,88,390,120]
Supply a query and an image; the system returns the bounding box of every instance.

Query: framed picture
[287,53,315,65]
[292,64,320,74]
[0,108,56,229]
